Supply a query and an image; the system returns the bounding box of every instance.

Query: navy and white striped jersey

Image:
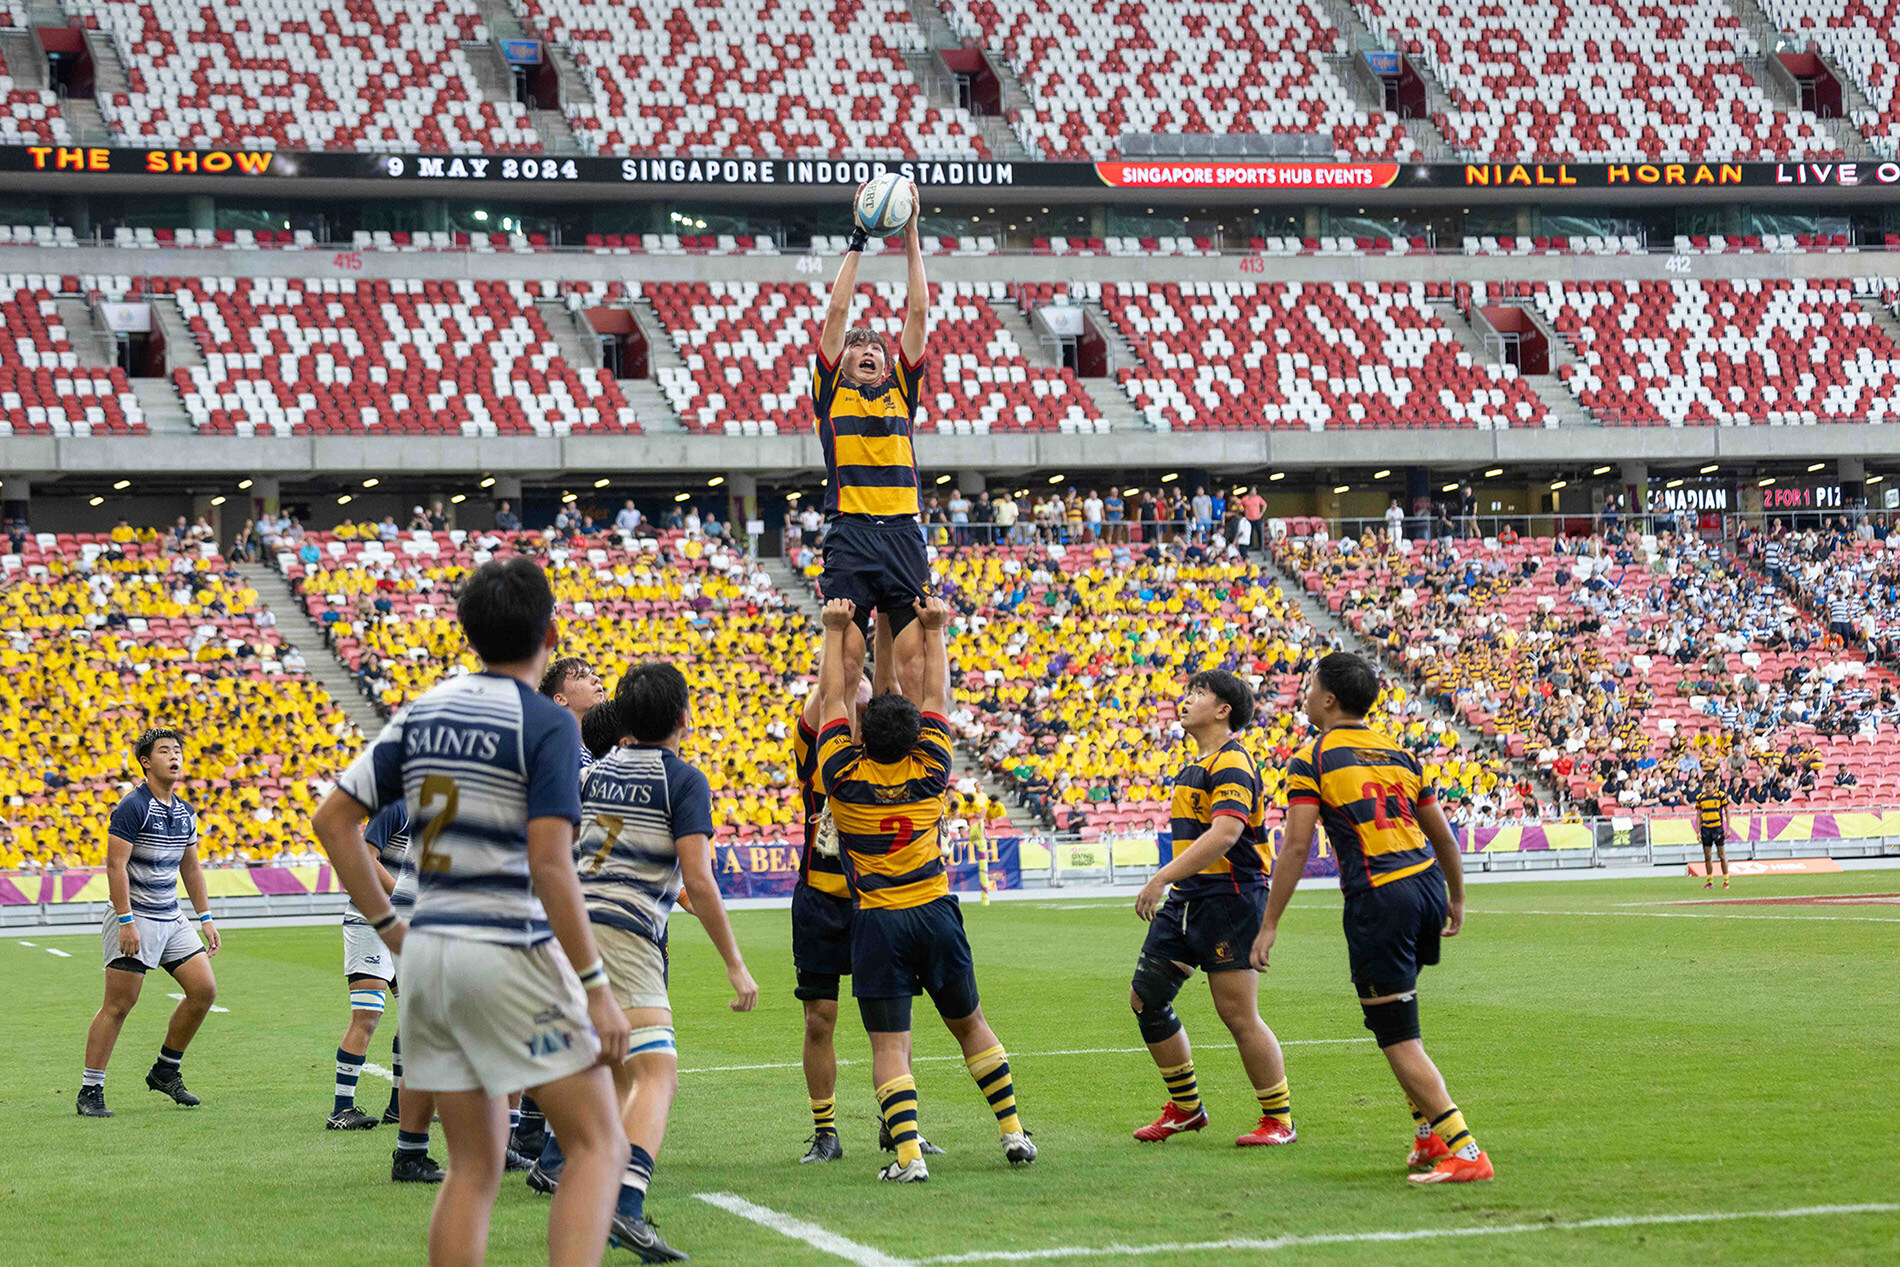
[344,801,413,926]
[107,786,198,920]
[339,672,583,947]
[575,745,714,946]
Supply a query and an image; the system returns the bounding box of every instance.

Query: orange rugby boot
[1408,1150,1495,1183]
[1235,1116,1298,1147]
[1407,1132,1451,1168]
[1132,1102,1207,1142]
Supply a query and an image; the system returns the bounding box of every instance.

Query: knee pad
[626,1026,676,1059]
[1360,993,1421,1048]
[349,988,388,1015]
[1130,954,1190,1045]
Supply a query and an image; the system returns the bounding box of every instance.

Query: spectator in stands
[374,515,397,542]
[428,501,448,531]
[1385,497,1405,542]
[1433,505,1456,542]
[494,500,520,532]
[948,488,972,545]
[616,500,641,534]
[1082,489,1104,543]
[992,491,1021,545]
[1459,484,1479,538]
[1835,763,1858,787]
[407,505,430,531]
[1190,486,1213,541]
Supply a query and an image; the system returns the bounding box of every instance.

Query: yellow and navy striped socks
[1408,1097,1432,1140]
[876,1076,922,1166]
[964,1045,1022,1136]
[810,1096,837,1140]
[1430,1105,1482,1160]
[1255,1078,1292,1126]
[1158,1060,1201,1114]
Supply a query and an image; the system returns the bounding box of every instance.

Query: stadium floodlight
[1161,472,1179,483]
[1666,479,1685,489]
[113,479,131,490]
[479,476,496,489]
[1333,484,1350,494]
[1048,474,1065,484]
[1484,467,1503,477]
[89,496,103,506]
[562,492,577,503]
[1550,480,1568,490]
[1869,475,1886,486]
[708,476,725,487]
[593,478,610,488]
[786,491,801,501]
[1268,472,1285,482]
[1808,462,1826,473]
[362,478,378,488]
[1442,482,1458,492]
[238,479,253,490]
[337,494,352,505]
[935,474,953,484]
[674,493,690,502]
[1373,469,1390,479]
[1592,465,1612,475]
[450,494,466,504]
[473,209,489,221]
[210,496,226,506]
[1701,464,1719,474]
[1759,477,1776,487]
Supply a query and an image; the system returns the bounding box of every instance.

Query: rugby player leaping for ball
[814,177,931,700]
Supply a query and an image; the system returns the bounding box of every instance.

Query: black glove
[847,225,870,254]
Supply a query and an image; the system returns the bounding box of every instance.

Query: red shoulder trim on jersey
[1285,793,1321,806]
[1210,807,1251,822]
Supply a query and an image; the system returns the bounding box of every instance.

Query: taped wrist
[846,225,870,253]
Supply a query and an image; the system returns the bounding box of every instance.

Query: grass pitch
[7,871,1899,1265]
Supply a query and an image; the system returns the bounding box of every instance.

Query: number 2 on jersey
[415,774,459,873]
[1360,780,1412,832]
[879,815,914,855]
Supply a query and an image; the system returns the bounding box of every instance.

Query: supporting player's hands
[1443,898,1465,938]
[727,962,759,1012]
[821,597,857,630]
[117,921,141,959]
[1134,876,1167,921]
[1249,923,1277,970]
[914,595,950,631]
[587,988,631,1067]
[202,920,221,956]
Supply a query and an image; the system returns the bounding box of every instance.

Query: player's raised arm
[819,598,857,731]
[819,190,868,367]
[913,596,950,716]
[872,610,897,699]
[899,179,927,366]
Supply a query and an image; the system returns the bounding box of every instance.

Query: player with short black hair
[313,557,634,1265]
[542,657,606,719]
[78,727,221,1118]
[1128,671,1296,1148]
[817,596,1033,1182]
[566,660,756,1259]
[815,177,932,703]
[1696,774,1731,891]
[581,700,629,762]
[1254,651,1493,1184]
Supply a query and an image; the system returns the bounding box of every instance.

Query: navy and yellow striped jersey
[814,347,925,522]
[793,715,850,899]
[1285,723,1439,898]
[1695,791,1726,830]
[1168,737,1269,900]
[816,713,952,910]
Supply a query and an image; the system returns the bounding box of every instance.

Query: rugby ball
[854,173,914,234]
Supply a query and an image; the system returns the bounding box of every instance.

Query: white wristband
[577,959,608,991]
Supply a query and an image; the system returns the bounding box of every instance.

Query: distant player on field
[78,728,221,1118]
[313,558,633,1265]
[1253,652,1493,1184]
[1128,671,1297,1149]
[815,177,932,700]
[327,800,408,1132]
[817,595,1034,1182]
[1695,774,1730,891]
[567,662,757,1260]
[368,802,448,1184]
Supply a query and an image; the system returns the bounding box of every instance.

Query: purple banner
[249,868,309,896]
[0,875,30,906]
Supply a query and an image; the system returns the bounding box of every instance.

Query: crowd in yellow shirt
[0,551,361,871]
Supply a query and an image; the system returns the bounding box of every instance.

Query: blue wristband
[198,911,214,923]
[117,912,134,925]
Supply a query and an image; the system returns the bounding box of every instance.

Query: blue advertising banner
[500,39,542,65]
[712,836,1021,899]
[1364,51,1403,76]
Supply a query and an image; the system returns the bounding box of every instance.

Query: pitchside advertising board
[8,143,1900,194]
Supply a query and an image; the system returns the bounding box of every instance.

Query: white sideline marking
[696,1192,910,1267]
[1486,907,1900,924]
[1023,903,1129,911]
[912,1203,1900,1263]
[44,946,70,957]
[165,992,229,1013]
[676,1038,1370,1077]
[16,940,35,946]
[362,1061,396,1085]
